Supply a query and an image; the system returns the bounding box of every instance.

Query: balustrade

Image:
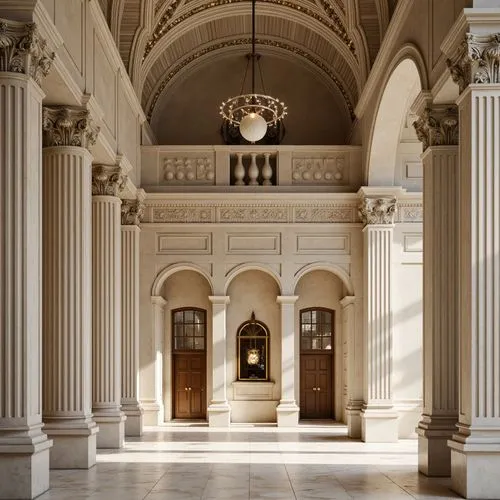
[230,151,277,186]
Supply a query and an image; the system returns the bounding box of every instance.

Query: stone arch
[224,263,282,295]
[293,262,355,296]
[151,262,214,296]
[366,44,427,186]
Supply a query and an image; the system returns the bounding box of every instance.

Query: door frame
[299,307,335,420]
[171,307,208,420]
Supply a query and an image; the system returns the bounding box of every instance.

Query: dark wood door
[173,353,206,419]
[300,354,332,419]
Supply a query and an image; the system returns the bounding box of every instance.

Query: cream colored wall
[162,271,213,421]
[226,270,281,423]
[294,271,344,420]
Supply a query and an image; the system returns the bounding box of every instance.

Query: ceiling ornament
[219,0,287,143]
[146,37,355,121]
[143,0,355,61]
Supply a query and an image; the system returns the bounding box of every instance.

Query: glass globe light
[239,112,267,142]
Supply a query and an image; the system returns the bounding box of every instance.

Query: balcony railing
[141,145,362,192]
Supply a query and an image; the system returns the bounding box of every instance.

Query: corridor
[38,425,459,500]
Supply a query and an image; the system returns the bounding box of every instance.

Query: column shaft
[0,75,52,498]
[150,296,166,424]
[92,194,125,448]
[208,296,231,427]
[121,225,143,436]
[417,146,459,477]
[42,146,98,468]
[276,296,300,427]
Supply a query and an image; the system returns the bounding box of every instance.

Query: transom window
[172,308,206,351]
[300,308,334,351]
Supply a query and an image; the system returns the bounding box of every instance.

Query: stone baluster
[92,165,127,448]
[248,153,259,185]
[262,153,272,185]
[0,19,54,500]
[234,153,245,185]
[41,106,100,469]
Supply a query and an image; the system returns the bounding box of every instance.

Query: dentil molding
[92,165,127,197]
[42,107,100,149]
[447,33,500,93]
[413,106,459,151]
[0,19,54,84]
[358,197,397,225]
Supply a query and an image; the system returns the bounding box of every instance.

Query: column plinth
[208,296,231,427]
[92,166,127,448]
[0,19,54,500]
[276,296,300,427]
[121,195,145,436]
[42,105,101,469]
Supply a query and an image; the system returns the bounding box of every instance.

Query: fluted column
[208,296,231,427]
[0,19,54,500]
[92,165,126,448]
[413,105,459,477]
[41,107,100,468]
[358,191,399,443]
[444,22,500,498]
[121,192,145,436]
[276,296,300,427]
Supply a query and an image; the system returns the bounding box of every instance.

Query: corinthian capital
[447,33,500,92]
[0,19,54,84]
[413,106,459,151]
[121,193,145,226]
[358,197,396,225]
[42,107,100,149]
[92,165,127,197]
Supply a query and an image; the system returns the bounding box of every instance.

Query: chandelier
[219,0,287,143]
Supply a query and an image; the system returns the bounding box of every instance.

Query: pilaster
[92,165,127,448]
[444,15,500,498]
[414,105,459,477]
[207,296,231,427]
[41,106,100,468]
[120,191,145,436]
[0,18,54,500]
[276,296,300,427]
[358,190,399,443]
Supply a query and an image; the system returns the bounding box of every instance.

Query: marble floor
[38,423,461,500]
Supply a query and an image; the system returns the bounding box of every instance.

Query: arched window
[300,308,334,351]
[237,312,269,381]
[172,308,206,351]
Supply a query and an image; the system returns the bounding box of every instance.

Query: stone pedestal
[358,191,399,443]
[92,166,126,448]
[276,296,300,427]
[41,108,100,469]
[121,195,145,436]
[413,106,459,477]
[208,296,231,427]
[444,18,500,498]
[0,20,54,500]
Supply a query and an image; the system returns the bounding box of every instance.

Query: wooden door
[173,353,206,419]
[300,354,332,419]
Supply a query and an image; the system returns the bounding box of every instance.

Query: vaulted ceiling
[100,0,399,140]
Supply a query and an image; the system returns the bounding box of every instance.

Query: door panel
[300,354,333,419]
[173,353,206,419]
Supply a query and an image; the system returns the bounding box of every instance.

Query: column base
[276,401,299,427]
[416,415,457,477]
[449,431,500,499]
[141,401,163,426]
[208,402,231,427]
[361,407,398,443]
[44,420,99,469]
[346,404,362,439]
[123,406,143,437]
[94,413,126,449]
[0,431,52,500]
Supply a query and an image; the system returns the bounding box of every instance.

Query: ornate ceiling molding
[143,0,355,62]
[146,37,355,122]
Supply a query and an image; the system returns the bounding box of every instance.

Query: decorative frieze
[42,107,100,149]
[0,19,54,84]
[162,156,215,184]
[292,156,347,184]
[153,207,213,223]
[294,207,355,223]
[219,207,288,223]
[397,203,423,223]
[413,106,459,151]
[447,33,500,93]
[92,165,127,197]
[358,197,397,225]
